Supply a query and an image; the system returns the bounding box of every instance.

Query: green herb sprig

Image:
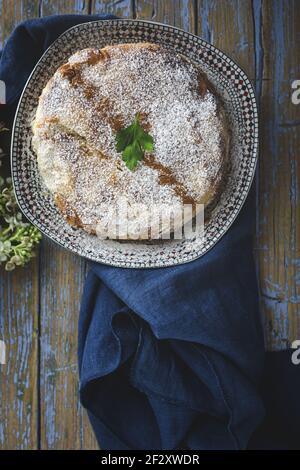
[115,113,154,170]
[0,124,42,271]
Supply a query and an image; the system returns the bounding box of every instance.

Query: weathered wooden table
[0,0,299,450]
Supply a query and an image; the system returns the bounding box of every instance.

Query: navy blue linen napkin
[79,193,265,450]
[1,15,299,451]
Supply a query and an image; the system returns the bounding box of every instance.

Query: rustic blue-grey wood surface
[0,0,299,450]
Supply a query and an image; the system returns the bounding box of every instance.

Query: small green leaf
[116,127,134,152]
[122,142,143,170]
[140,133,154,152]
[115,114,154,170]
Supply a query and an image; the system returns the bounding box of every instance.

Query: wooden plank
[39,242,88,449]
[255,0,300,350]
[136,0,196,32]
[90,0,132,17]
[0,0,40,48]
[0,262,39,449]
[37,0,97,450]
[197,0,255,79]
[40,0,88,17]
[0,0,40,451]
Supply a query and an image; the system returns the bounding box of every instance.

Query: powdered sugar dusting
[32,43,229,237]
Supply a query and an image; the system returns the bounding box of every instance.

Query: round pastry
[32,42,230,240]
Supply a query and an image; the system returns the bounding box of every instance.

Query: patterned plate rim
[11,19,259,269]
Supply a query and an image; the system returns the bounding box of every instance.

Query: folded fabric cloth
[1,14,298,451]
[78,193,266,450]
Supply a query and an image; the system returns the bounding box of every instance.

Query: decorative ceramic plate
[11,19,258,268]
